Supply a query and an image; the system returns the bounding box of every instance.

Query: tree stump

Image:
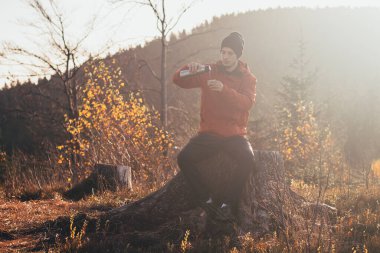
[70,150,310,250]
[35,150,335,252]
[63,164,132,201]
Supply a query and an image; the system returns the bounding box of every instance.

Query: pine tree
[275,40,320,182]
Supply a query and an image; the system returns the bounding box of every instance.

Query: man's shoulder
[238,62,256,81]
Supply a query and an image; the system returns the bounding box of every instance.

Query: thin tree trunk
[160,34,167,127]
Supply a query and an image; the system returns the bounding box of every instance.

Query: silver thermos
[179,65,211,77]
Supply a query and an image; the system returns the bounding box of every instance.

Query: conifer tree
[275,41,346,188]
[275,40,320,182]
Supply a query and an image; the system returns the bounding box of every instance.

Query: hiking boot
[216,203,235,222]
[200,200,237,224]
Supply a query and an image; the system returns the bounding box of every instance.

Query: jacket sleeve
[172,66,204,89]
[220,75,257,111]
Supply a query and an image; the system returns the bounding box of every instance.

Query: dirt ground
[0,195,79,252]
[0,189,137,253]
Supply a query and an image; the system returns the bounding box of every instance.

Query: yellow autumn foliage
[372,160,380,178]
[57,60,174,183]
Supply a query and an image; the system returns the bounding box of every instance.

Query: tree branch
[137,59,160,82]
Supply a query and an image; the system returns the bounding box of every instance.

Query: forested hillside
[2,7,379,175]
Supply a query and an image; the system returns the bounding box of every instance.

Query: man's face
[220,47,238,68]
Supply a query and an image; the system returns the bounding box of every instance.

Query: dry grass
[0,148,168,252]
[2,158,380,253]
[0,185,150,253]
[1,150,69,200]
[1,184,380,252]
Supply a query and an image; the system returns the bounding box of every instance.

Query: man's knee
[238,150,255,173]
[177,148,191,168]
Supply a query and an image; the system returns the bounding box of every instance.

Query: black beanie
[221,32,244,58]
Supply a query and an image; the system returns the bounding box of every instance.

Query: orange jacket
[173,60,257,137]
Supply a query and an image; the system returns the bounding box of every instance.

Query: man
[172,32,257,218]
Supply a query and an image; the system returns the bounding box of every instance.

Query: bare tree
[114,0,196,127]
[1,0,96,119]
[0,0,103,182]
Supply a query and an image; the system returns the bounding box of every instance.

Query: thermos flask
[179,65,211,77]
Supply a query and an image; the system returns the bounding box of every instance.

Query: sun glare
[372,159,380,178]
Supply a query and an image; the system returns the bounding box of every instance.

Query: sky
[1,0,380,88]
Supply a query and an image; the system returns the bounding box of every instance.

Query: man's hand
[187,62,203,74]
[207,79,224,92]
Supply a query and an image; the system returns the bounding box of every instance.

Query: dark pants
[177,132,255,212]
